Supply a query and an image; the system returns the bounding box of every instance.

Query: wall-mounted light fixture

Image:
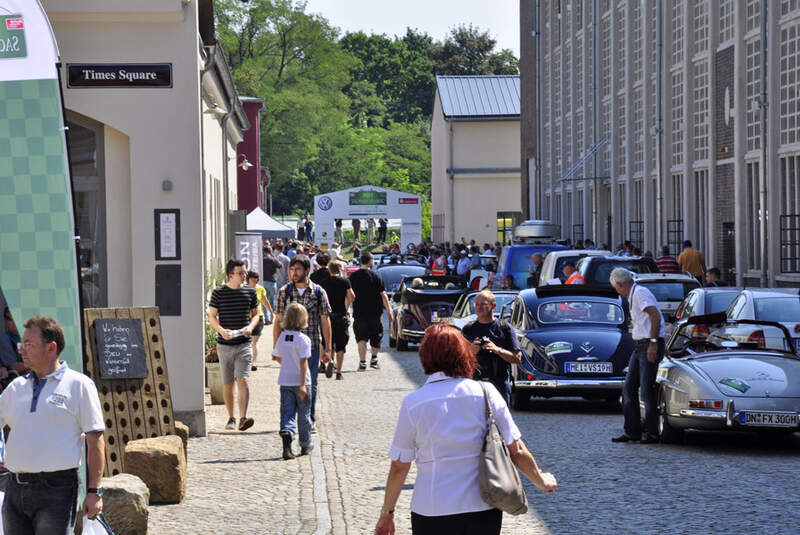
[233,154,253,170]
[203,102,226,116]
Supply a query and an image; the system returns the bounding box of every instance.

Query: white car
[633,273,701,324]
[725,288,800,351]
[537,249,611,286]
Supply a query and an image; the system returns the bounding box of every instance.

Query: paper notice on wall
[160,212,176,258]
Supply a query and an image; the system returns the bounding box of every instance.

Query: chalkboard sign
[94,319,148,379]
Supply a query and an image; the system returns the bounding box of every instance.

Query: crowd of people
[205,229,731,533]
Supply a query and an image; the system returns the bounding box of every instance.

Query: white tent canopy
[246,207,295,239]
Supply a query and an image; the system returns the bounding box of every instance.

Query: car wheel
[658,388,683,444]
[397,339,409,351]
[511,387,530,411]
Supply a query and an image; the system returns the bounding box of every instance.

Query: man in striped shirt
[208,259,260,431]
[655,246,681,274]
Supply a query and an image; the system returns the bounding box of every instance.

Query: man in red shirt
[655,246,681,273]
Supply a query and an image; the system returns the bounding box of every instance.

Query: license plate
[565,362,613,374]
[739,411,798,427]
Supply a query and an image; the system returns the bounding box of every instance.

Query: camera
[479,336,492,346]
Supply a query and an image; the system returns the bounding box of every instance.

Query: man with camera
[462,290,522,404]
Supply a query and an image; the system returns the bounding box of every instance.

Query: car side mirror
[393,292,401,303]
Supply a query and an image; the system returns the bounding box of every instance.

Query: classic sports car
[446,290,519,330]
[656,312,800,443]
[389,275,466,351]
[504,285,634,410]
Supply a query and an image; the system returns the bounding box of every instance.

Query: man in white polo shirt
[0,315,105,534]
[609,268,666,444]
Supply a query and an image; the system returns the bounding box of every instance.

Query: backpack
[279,282,323,313]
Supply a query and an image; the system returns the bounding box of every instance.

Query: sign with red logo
[6,18,24,30]
[398,197,419,205]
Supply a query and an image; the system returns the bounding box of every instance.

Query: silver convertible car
[655,312,800,443]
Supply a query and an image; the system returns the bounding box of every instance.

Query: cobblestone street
[148,321,800,535]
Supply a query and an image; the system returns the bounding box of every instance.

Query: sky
[303,0,521,57]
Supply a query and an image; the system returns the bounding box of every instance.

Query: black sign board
[67,64,172,88]
[94,319,148,379]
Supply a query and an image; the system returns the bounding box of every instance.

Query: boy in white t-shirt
[272,302,313,459]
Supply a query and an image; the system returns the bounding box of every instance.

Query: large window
[780,21,800,146]
[693,60,710,161]
[693,1,709,54]
[66,114,107,309]
[632,2,642,81]
[633,86,643,175]
[671,1,684,67]
[617,182,627,240]
[746,162,762,270]
[693,170,709,254]
[497,212,515,245]
[746,0,760,33]
[719,0,734,44]
[615,5,626,89]
[615,93,626,177]
[671,70,684,166]
[780,156,800,272]
[746,38,761,152]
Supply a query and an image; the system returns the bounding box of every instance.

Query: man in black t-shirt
[461,290,522,405]
[349,252,394,370]
[208,258,260,431]
[262,245,283,322]
[310,251,331,286]
[321,261,355,379]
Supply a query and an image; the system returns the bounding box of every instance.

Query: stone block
[174,420,189,461]
[101,473,150,535]
[124,435,186,504]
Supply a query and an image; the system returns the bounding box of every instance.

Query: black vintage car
[389,275,466,351]
[504,285,634,410]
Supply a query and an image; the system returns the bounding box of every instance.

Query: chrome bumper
[401,328,425,339]
[678,409,727,420]
[515,378,625,390]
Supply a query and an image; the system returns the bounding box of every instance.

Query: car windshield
[639,281,698,302]
[584,260,656,285]
[379,267,427,291]
[754,297,800,322]
[670,321,795,355]
[706,292,739,314]
[467,293,516,315]
[553,256,585,282]
[537,300,624,324]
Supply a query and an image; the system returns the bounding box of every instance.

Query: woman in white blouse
[374,324,557,535]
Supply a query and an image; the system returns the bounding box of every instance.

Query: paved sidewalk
[148,324,550,534]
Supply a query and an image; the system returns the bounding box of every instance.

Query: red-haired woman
[374,324,557,535]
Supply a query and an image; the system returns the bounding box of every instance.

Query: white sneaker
[225,417,236,430]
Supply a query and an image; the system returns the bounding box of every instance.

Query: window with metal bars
[780,156,800,272]
[746,161,762,270]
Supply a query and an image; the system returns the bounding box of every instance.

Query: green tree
[215,0,353,213]
[340,30,436,124]
[430,24,519,75]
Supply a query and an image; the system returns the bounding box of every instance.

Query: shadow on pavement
[524,397,622,415]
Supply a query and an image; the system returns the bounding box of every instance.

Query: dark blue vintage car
[504,285,634,410]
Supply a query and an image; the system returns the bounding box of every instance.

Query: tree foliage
[214,1,518,229]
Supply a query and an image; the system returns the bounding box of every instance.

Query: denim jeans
[263,281,277,322]
[309,348,320,423]
[280,385,312,448]
[3,470,79,535]
[622,340,664,439]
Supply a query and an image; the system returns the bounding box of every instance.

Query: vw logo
[318,196,333,211]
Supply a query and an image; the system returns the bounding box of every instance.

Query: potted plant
[204,322,224,405]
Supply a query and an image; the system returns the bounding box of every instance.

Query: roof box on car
[513,220,560,244]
